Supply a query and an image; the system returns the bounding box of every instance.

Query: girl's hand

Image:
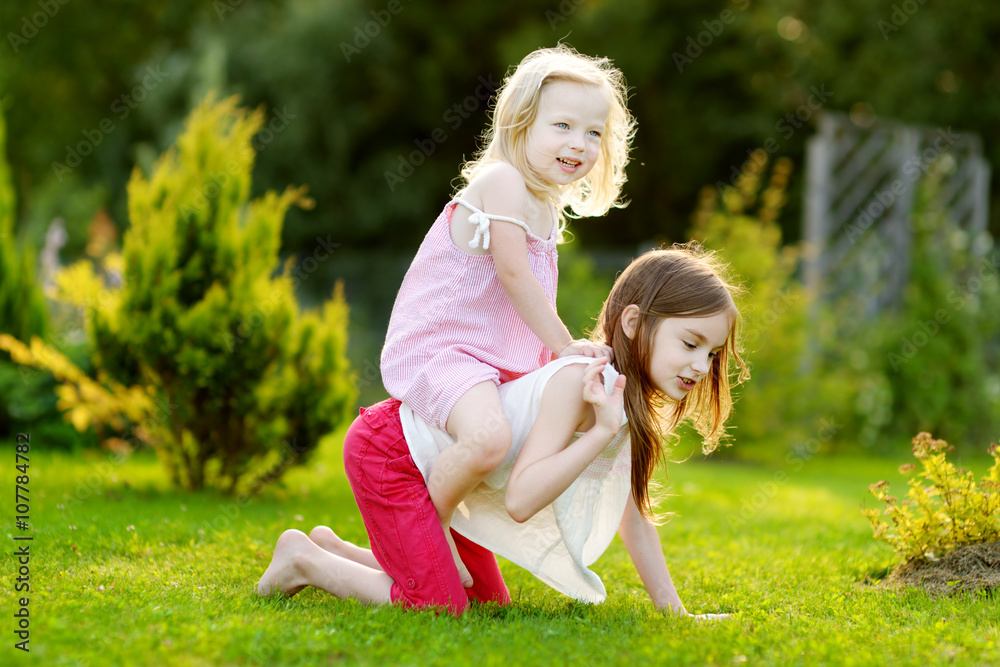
[581,358,626,436]
[558,339,614,361]
[691,613,732,621]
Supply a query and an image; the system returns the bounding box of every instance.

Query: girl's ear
[620,304,641,340]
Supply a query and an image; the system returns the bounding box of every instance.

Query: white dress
[399,356,632,603]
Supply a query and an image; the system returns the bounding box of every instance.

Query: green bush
[690,153,853,460]
[686,153,1000,459]
[557,239,617,340]
[0,107,47,343]
[0,339,100,451]
[53,95,357,494]
[863,432,1000,562]
[871,177,1000,448]
[825,169,1000,454]
[0,105,69,445]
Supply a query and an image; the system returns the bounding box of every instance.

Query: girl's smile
[526,80,610,187]
[557,157,583,173]
[648,312,732,401]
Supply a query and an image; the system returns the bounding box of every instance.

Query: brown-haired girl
[258,244,749,616]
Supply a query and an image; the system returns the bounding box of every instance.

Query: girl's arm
[478,168,608,358]
[505,359,625,522]
[490,220,574,355]
[617,493,688,616]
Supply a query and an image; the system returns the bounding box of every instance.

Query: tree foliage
[3,1,998,454]
[4,0,998,258]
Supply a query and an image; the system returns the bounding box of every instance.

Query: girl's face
[646,312,732,401]
[525,80,609,187]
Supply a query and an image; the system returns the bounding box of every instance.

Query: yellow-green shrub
[690,152,853,459]
[863,432,1000,561]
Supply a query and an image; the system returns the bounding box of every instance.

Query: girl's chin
[655,386,686,403]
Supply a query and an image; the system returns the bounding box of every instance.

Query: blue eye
[589,130,602,137]
[555,122,569,129]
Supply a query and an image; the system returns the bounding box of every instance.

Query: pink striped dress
[381,197,559,430]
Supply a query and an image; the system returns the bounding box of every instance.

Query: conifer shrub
[5,95,356,494]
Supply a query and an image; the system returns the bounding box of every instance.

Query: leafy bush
[0,107,47,343]
[5,95,356,494]
[690,152,853,459]
[556,239,617,341]
[869,177,1000,448]
[825,167,1000,455]
[863,432,1000,562]
[0,105,68,444]
[687,152,1000,459]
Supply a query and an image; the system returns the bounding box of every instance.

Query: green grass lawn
[2,433,998,666]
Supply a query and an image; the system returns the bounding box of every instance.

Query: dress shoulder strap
[452,197,531,250]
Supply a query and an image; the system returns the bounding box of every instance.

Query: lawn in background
[2,432,998,666]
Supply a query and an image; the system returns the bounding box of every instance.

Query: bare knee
[466,419,511,472]
[447,383,512,473]
[280,528,309,543]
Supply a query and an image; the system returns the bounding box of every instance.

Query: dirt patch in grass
[881,542,1000,597]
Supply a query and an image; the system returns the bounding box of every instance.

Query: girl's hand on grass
[690,613,732,621]
[559,339,614,361]
[582,358,625,436]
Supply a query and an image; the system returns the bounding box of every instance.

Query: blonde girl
[259,245,749,616]
[380,45,636,584]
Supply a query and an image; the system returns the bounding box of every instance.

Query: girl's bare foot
[257,528,393,605]
[256,529,313,597]
[308,525,383,571]
[308,525,350,557]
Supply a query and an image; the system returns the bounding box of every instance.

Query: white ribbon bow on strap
[467,211,492,250]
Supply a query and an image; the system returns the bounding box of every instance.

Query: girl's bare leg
[308,525,382,571]
[430,381,511,587]
[256,529,392,604]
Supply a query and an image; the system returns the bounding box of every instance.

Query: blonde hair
[593,244,751,521]
[458,44,636,224]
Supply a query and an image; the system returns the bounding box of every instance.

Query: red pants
[343,398,510,615]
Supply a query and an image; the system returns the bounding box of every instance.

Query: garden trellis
[802,112,991,316]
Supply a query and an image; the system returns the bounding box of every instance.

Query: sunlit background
[2,0,998,463]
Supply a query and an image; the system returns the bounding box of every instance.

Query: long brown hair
[593,243,750,521]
